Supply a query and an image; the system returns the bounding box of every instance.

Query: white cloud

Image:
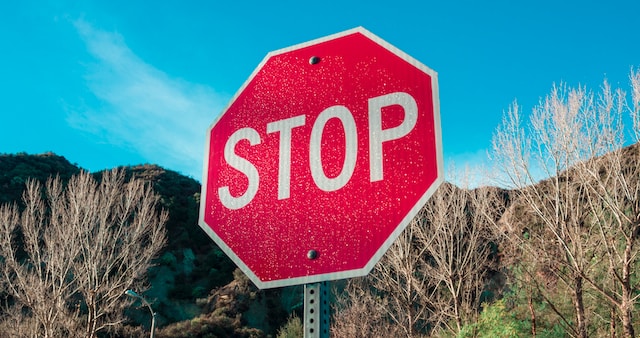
[67,19,226,180]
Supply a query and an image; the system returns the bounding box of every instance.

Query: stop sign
[199,27,443,289]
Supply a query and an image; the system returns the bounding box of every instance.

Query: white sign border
[198,27,444,289]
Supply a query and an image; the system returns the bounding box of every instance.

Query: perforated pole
[304,281,329,338]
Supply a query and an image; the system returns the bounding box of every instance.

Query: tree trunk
[86,300,96,338]
[610,306,617,338]
[621,304,634,338]
[620,237,636,338]
[620,282,635,337]
[454,295,463,334]
[528,294,537,337]
[574,276,587,338]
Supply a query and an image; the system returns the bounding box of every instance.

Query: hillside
[0,152,81,204]
[0,152,297,337]
[3,143,640,336]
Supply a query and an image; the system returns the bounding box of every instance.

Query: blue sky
[1,1,638,182]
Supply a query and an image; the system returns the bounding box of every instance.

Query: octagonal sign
[199,27,443,289]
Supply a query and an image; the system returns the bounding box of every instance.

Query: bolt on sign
[199,27,443,289]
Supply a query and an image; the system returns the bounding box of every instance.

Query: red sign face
[199,27,443,289]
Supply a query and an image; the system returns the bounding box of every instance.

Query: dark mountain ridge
[0,152,295,337]
[4,142,639,336]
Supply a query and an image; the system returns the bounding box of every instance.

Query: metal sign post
[198,25,442,337]
[304,282,329,338]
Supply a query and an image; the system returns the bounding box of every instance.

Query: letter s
[218,128,260,210]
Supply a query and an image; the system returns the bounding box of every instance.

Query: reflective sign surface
[199,27,443,289]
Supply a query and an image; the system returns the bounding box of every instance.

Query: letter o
[309,105,357,192]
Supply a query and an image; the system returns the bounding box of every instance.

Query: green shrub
[276,315,302,338]
[458,300,529,338]
[160,252,178,268]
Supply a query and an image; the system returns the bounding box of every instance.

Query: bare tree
[332,180,500,337]
[368,214,434,337]
[493,86,603,338]
[576,68,640,338]
[492,70,640,337]
[0,169,167,337]
[331,278,406,338]
[418,183,501,335]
